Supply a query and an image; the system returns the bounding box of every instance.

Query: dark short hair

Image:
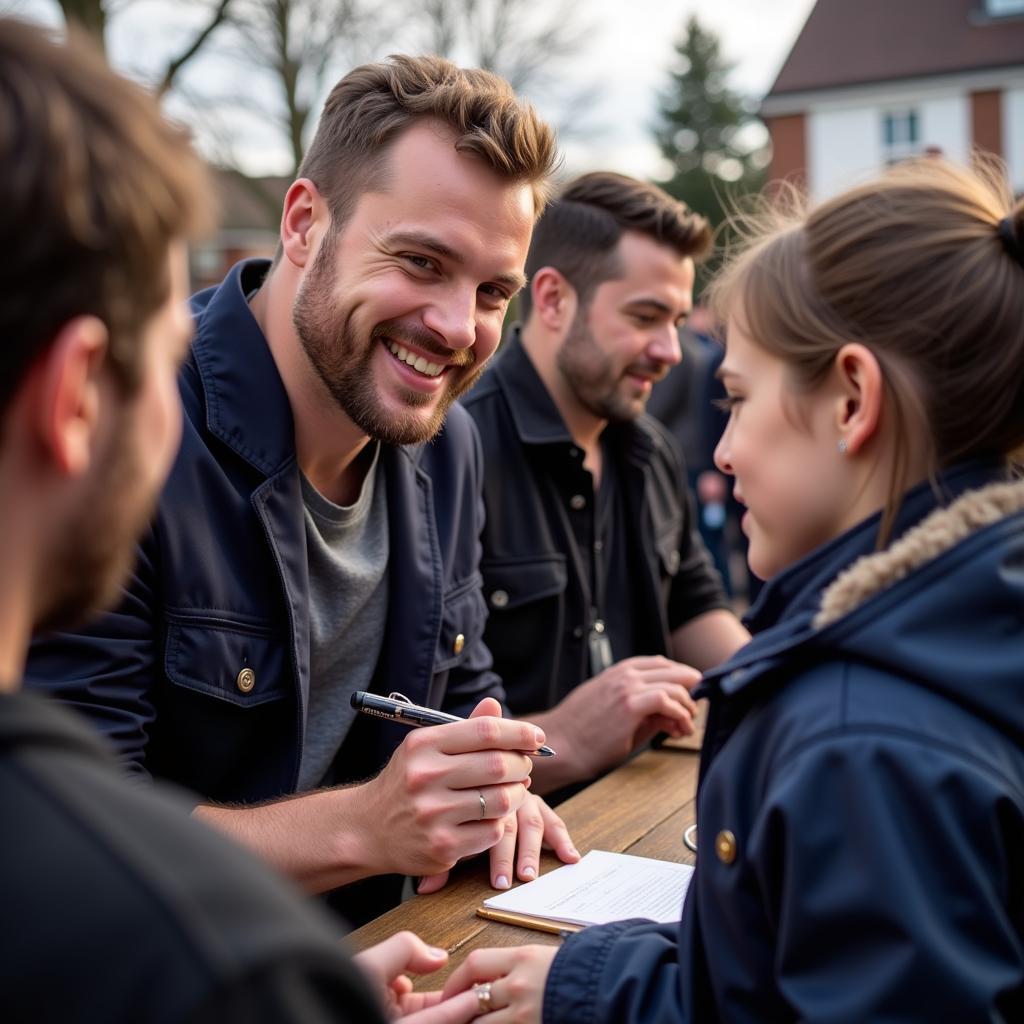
[0,18,211,417]
[521,172,711,318]
[298,54,558,229]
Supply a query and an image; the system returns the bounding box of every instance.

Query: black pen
[350,691,556,756]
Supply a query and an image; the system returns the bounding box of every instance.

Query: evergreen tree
[654,15,767,293]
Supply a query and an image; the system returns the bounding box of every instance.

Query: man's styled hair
[298,54,558,228]
[0,18,211,418]
[520,172,712,318]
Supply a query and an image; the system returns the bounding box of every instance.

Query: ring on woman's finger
[478,790,487,820]
[473,981,493,1013]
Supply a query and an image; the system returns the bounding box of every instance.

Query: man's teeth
[387,341,444,377]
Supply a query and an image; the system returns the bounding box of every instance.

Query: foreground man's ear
[32,314,110,477]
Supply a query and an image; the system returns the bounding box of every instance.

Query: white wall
[807,107,881,200]
[1004,86,1024,193]
[920,94,971,165]
[805,88,972,199]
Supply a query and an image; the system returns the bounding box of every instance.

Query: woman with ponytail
[443,157,1024,1022]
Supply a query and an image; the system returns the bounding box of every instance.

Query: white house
[762,0,1024,198]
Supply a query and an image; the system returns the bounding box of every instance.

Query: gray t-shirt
[297,444,389,791]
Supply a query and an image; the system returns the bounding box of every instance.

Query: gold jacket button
[715,829,737,864]
[236,667,256,693]
[490,589,509,609]
[453,633,465,655]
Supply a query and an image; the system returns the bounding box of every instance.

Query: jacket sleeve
[189,954,388,1024]
[752,733,1024,1020]
[25,528,160,777]
[544,919,690,1024]
[437,411,507,719]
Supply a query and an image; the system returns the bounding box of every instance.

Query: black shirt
[461,331,729,717]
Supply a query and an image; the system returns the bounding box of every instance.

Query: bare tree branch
[158,0,233,94]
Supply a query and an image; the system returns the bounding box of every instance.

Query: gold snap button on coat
[453,633,465,655]
[490,589,509,609]
[236,667,256,693]
[715,829,737,864]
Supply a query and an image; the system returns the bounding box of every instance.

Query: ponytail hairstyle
[709,156,1024,544]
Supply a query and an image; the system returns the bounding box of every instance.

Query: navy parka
[544,462,1024,1022]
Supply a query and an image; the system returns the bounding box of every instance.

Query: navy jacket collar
[190,259,296,478]
[702,457,1009,696]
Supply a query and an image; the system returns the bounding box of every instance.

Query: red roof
[768,0,1024,97]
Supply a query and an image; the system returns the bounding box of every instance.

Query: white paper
[483,849,694,927]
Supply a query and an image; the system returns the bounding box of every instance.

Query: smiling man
[462,173,751,797]
[28,55,577,924]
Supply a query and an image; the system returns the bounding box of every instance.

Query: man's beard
[556,310,662,424]
[292,246,481,446]
[36,411,157,633]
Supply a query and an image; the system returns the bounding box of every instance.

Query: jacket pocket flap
[481,555,568,612]
[164,619,289,707]
[434,578,489,673]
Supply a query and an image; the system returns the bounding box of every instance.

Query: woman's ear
[528,267,577,332]
[833,342,883,455]
[33,315,110,477]
[280,178,329,269]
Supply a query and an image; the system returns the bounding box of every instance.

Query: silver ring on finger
[473,981,493,1013]
[478,790,487,820]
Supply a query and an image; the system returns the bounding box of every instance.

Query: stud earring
[838,438,848,455]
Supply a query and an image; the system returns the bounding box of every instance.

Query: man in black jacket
[463,173,750,796]
[0,19,482,1022]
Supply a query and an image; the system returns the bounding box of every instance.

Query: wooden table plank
[348,745,701,988]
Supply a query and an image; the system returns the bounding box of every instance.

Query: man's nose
[421,286,477,353]
[648,324,682,367]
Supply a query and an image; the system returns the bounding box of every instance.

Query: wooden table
[349,739,700,989]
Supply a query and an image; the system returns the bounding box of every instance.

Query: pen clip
[388,692,413,705]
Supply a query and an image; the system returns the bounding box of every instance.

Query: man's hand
[441,944,558,1024]
[353,697,545,880]
[353,931,485,1023]
[195,697,549,893]
[413,702,579,894]
[529,655,700,792]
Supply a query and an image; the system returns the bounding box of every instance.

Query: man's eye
[479,284,509,302]
[403,254,434,271]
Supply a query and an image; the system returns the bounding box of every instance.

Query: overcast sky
[13,0,818,181]
[554,0,817,177]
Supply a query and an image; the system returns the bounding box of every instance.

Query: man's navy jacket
[26,259,504,830]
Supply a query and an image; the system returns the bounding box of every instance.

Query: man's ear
[32,315,110,477]
[529,267,577,332]
[280,178,330,269]
[832,342,883,455]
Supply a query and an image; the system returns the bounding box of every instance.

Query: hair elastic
[997,216,1024,267]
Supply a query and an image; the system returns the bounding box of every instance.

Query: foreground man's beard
[36,415,156,632]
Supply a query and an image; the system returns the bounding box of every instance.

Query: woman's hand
[354,931,485,1023]
[441,944,559,1022]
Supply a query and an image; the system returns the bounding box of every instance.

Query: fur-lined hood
[815,478,1024,627]
[699,468,1024,746]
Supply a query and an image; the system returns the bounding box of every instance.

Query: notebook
[477,849,695,935]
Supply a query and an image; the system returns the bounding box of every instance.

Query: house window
[882,110,921,164]
[986,0,1024,15]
